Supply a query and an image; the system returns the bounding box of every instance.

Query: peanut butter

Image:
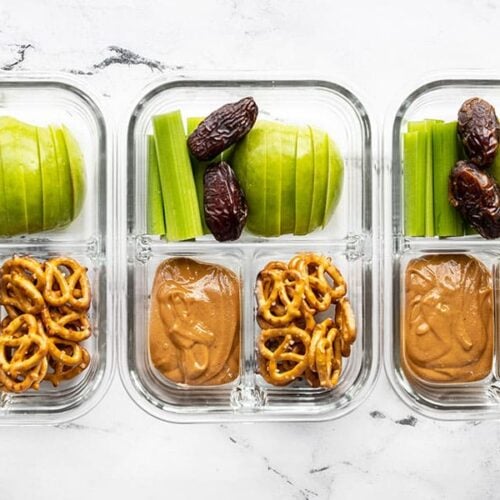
[402,254,493,383]
[149,257,240,385]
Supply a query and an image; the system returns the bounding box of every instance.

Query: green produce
[294,126,314,235]
[50,125,73,227]
[61,125,86,220]
[403,130,424,236]
[308,126,329,232]
[147,135,166,235]
[0,117,86,237]
[323,136,344,228]
[232,122,268,235]
[152,110,202,241]
[0,117,30,235]
[432,121,463,236]
[232,120,343,237]
[37,126,61,231]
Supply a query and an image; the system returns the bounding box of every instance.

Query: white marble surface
[1,1,500,498]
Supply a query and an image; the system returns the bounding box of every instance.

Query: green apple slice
[294,126,314,235]
[279,124,297,235]
[232,122,268,235]
[49,125,73,227]
[37,126,62,230]
[322,136,344,227]
[61,125,86,220]
[308,125,329,233]
[0,117,30,235]
[265,122,281,236]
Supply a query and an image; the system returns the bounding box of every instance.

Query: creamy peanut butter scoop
[403,254,493,383]
[149,257,240,385]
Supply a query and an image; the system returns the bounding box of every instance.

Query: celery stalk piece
[147,135,166,235]
[153,111,202,241]
[491,148,500,184]
[403,130,424,236]
[432,121,463,237]
[186,117,210,234]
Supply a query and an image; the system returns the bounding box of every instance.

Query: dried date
[449,160,500,239]
[188,97,258,161]
[204,161,248,241]
[457,97,499,167]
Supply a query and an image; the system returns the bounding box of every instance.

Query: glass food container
[0,75,112,424]
[384,77,500,420]
[119,77,379,422]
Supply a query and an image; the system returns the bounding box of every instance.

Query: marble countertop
[1,1,499,498]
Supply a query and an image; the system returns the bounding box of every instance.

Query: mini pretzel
[1,256,46,291]
[44,257,91,311]
[0,314,48,377]
[258,326,310,384]
[47,337,85,366]
[41,307,91,342]
[289,253,346,311]
[308,318,334,372]
[335,297,356,357]
[256,269,304,327]
[315,326,343,388]
[45,346,90,387]
[0,357,48,392]
[0,273,45,314]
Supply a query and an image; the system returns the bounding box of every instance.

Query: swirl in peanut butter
[402,254,493,383]
[149,257,240,385]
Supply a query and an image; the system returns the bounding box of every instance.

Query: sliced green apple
[278,124,297,235]
[49,125,73,227]
[61,125,86,220]
[265,122,281,236]
[294,126,314,235]
[232,121,269,235]
[37,126,61,231]
[308,125,329,233]
[0,117,29,235]
[322,136,344,227]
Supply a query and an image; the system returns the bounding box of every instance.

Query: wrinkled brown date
[449,160,500,239]
[204,161,248,241]
[188,97,258,161]
[457,97,499,167]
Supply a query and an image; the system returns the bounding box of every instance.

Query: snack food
[458,97,499,167]
[256,253,356,388]
[0,255,91,392]
[402,254,493,383]
[149,257,240,385]
[187,97,258,161]
[203,161,248,241]
[449,161,500,239]
[0,117,86,236]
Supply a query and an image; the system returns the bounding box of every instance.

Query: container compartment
[0,77,110,424]
[122,78,377,422]
[385,78,500,419]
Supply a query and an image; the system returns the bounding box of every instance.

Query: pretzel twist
[289,253,346,311]
[0,315,48,377]
[258,326,310,384]
[335,297,356,357]
[44,257,91,311]
[315,327,343,388]
[45,346,90,387]
[256,269,304,327]
[41,307,91,342]
[0,273,45,314]
[1,256,46,291]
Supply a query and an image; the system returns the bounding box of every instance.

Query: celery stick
[491,149,500,184]
[153,111,202,241]
[147,135,165,235]
[403,131,424,236]
[432,122,463,237]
